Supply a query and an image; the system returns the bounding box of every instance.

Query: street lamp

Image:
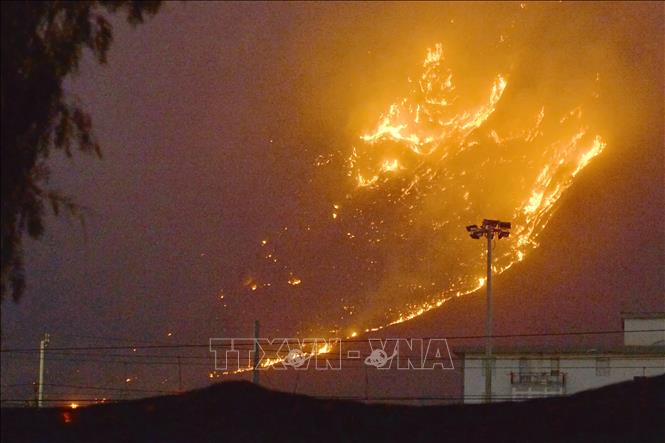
[465,219,511,403]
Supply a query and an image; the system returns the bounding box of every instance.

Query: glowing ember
[288,276,302,286]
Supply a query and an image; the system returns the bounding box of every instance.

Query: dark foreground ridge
[2,375,663,443]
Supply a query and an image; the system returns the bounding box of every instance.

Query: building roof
[453,345,665,357]
[621,312,665,320]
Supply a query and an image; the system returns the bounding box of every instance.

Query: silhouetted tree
[1,1,161,301]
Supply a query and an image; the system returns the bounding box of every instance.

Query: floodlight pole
[466,220,509,404]
[485,231,493,404]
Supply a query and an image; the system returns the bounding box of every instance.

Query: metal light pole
[37,333,50,408]
[466,219,511,403]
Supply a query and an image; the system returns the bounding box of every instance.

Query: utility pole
[364,364,369,401]
[252,320,260,385]
[485,229,493,404]
[466,219,511,403]
[177,356,183,393]
[122,362,128,401]
[37,333,50,408]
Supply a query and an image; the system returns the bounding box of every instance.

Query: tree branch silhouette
[1,1,161,301]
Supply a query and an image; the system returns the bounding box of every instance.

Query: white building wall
[624,318,665,346]
[561,356,664,393]
[462,354,665,404]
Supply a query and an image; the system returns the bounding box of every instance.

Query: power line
[1,383,178,394]
[6,386,656,406]
[59,334,173,345]
[0,396,535,404]
[4,351,663,369]
[3,328,663,353]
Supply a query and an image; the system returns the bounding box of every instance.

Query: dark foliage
[1,1,161,301]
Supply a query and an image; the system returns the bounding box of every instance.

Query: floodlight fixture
[482,219,499,228]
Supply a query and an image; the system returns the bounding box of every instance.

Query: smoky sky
[1,2,663,401]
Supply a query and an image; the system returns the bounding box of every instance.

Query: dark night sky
[1,2,663,403]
